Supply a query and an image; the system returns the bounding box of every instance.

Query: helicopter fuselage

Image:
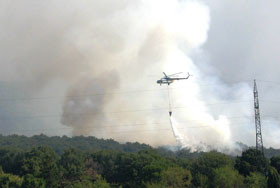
[156,72,191,86]
[156,79,173,85]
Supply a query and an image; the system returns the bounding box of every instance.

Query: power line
[0,115,258,132]
[0,79,256,102]
[2,79,280,137]
[0,88,168,102]
[5,121,279,135]
[3,79,280,103]
[0,101,254,120]
[0,122,255,134]
[257,80,280,86]
[260,100,280,104]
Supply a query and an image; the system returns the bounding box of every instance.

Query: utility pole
[253,80,264,155]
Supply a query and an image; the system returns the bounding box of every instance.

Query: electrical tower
[253,80,264,155]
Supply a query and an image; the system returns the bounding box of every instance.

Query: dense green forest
[0,135,279,187]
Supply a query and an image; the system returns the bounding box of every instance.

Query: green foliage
[59,148,91,187]
[93,177,111,188]
[213,166,244,188]
[59,148,85,179]
[0,148,23,175]
[160,166,192,188]
[145,182,165,188]
[191,151,233,187]
[244,172,267,188]
[92,150,172,188]
[270,156,280,174]
[0,167,23,188]
[20,146,59,187]
[0,136,278,188]
[62,179,94,188]
[21,174,46,188]
[267,167,280,188]
[176,148,205,160]
[195,173,208,188]
[0,134,152,155]
[235,149,268,176]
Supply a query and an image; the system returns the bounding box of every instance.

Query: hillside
[0,135,279,187]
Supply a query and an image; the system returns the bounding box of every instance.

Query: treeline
[0,146,280,187]
[0,135,279,187]
[0,134,279,158]
[0,134,152,155]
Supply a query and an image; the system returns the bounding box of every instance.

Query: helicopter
[156,72,191,85]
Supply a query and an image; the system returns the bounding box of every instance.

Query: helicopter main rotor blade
[167,72,183,77]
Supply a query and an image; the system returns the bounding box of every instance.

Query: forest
[0,135,279,188]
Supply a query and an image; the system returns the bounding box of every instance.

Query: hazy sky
[0,0,279,151]
[200,0,280,149]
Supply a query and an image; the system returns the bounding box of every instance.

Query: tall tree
[58,148,98,187]
[267,167,280,188]
[160,166,192,188]
[213,166,244,188]
[191,151,233,187]
[0,167,22,188]
[244,172,267,188]
[21,174,46,188]
[270,156,280,174]
[20,146,59,187]
[235,149,268,176]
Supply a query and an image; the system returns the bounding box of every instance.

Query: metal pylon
[253,80,264,155]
